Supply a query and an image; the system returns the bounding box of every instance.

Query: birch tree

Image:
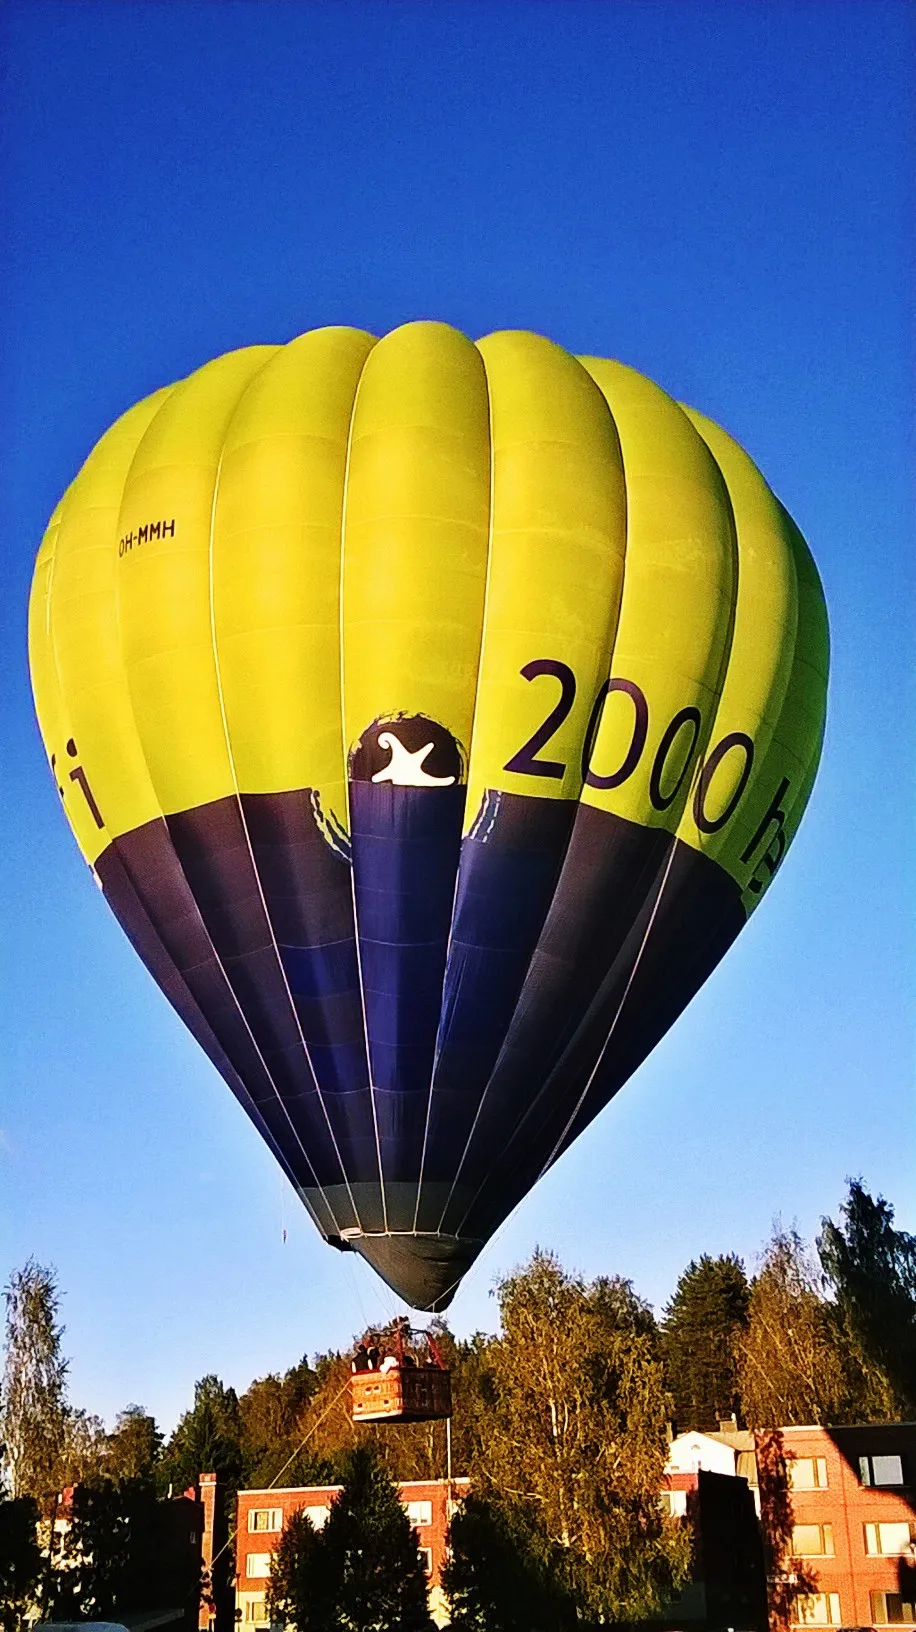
[0,1261,69,1500]
[470,1250,689,1624]
[738,1228,845,1426]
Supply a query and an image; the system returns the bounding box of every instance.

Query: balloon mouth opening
[348,1231,484,1312]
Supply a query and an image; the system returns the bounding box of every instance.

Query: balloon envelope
[29,323,828,1310]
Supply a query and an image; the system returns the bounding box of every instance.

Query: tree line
[1,1177,914,1631]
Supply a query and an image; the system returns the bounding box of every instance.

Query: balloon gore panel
[30,322,829,1312]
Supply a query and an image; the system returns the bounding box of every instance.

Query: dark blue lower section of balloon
[440,804,745,1241]
[348,780,465,1181]
[94,786,746,1303]
[420,792,577,1188]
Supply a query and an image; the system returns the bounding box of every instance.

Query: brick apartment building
[233,1477,469,1630]
[775,1423,916,1628]
[668,1422,916,1630]
[192,1420,915,1632]
[231,1465,764,1632]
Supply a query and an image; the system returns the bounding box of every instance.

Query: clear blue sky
[1,0,912,1435]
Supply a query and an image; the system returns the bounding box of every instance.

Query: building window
[304,1505,331,1530]
[871,1592,916,1625]
[246,1553,272,1578]
[660,1490,688,1518]
[404,1500,433,1529]
[860,1454,905,1487]
[418,1547,433,1575]
[864,1521,915,1556]
[249,1508,283,1533]
[788,1457,828,1491]
[245,1601,269,1622]
[792,1592,841,1625]
[791,1524,835,1557]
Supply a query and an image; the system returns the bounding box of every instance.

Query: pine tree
[0,1261,69,1500]
[160,1374,243,1493]
[268,1507,331,1632]
[268,1443,432,1632]
[661,1254,750,1430]
[818,1179,916,1415]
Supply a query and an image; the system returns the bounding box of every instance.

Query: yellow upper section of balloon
[29,322,828,916]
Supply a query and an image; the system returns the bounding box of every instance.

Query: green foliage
[444,1330,496,1479]
[239,1357,320,1488]
[739,1227,848,1426]
[160,1373,243,1494]
[738,1223,898,1427]
[58,1407,108,1485]
[443,1493,576,1632]
[4,1180,911,1631]
[268,1507,329,1631]
[0,1497,42,1632]
[818,1178,916,1416]
[0,1260,68,1500]
[661,1254,749,1430]
[467,1250,690,1625]
[159,1371,242,1597]
[106,1405,163,1483]
[268,1443,432,1632]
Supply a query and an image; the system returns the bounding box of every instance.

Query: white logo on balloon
[370,731,456,787]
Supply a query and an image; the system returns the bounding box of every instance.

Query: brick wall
[766,1423,916,1628]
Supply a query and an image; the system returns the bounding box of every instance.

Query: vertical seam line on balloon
[528,438,746,1179]
[534,827,682,1182]
[206,351,362,1237]
[45,442,307,1209]
[338,344,390,1236]
[453,405,747,1230]
[669,423,744,872]
[46,497,116,859]
[43,393,323,1239]
[415,341,495,1239]
[437,358,630,1237]
[109,370,340,1241]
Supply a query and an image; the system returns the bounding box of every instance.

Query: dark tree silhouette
[444,1493,576,1632]
[0,1497,42,1632]
[268,1443,432,1632]
[818,1178,916,1415]
[267,1507,330,1632]
[106,1406,163,1483]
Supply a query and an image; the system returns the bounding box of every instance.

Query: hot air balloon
[29,322,829,1315]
